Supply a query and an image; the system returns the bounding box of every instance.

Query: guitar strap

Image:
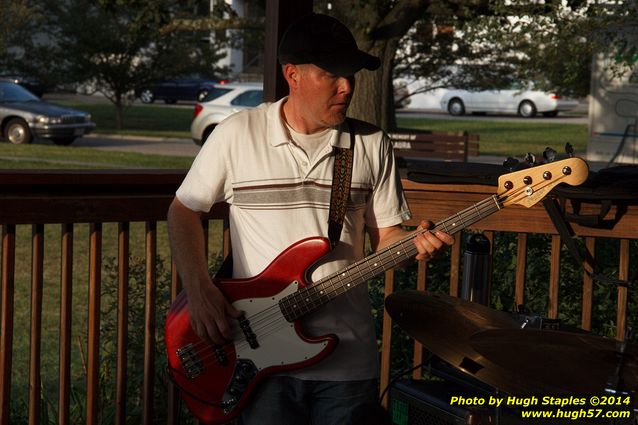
[327,118,355,249]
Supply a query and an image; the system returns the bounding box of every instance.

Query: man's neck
[282,98,328,135]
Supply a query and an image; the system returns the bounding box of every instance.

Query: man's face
[294,64,355,132]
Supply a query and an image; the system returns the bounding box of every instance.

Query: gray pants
[238,376,385,425]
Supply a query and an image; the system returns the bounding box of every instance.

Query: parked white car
[440,83,579,118]
[190,82,263,145]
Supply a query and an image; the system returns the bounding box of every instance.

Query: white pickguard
[230,282,328,370]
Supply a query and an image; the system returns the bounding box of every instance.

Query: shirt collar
[267,97,351,149]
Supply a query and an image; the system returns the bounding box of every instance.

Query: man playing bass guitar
[167,13,453,425]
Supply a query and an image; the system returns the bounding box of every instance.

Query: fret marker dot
[396,251,401,255]
[374,263,378,267]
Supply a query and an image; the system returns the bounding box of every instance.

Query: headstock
[497,157,589,208]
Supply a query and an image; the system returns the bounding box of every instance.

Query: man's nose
[338,76,355,94]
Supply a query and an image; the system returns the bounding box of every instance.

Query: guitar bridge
[176,343,204,379]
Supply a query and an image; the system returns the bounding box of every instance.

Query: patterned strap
[328,119,355,249]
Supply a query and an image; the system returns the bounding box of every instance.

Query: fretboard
[279,194,503,321]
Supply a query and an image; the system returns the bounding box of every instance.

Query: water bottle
[460,233,492,306]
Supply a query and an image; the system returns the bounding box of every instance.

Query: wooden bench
[388,128,480,163]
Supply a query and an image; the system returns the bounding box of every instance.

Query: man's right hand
[187,280,243,347]
[167,197,243,346]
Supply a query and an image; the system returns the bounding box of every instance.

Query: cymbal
[470,329,638,400]
[384,290,521,375]
[385,290,638,401]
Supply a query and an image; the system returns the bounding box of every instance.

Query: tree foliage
[0,0,39,54]
[0,0,231,129]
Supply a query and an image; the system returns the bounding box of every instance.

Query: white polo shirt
[176,97,411,380]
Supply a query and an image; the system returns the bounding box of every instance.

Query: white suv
[190,82,263,145]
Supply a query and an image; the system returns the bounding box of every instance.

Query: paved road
[74,134,200,157]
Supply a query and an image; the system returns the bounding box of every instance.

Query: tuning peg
[503,157,519,172]
[524,152,536,165]
[565,142,574,157]
[543,147,557,162]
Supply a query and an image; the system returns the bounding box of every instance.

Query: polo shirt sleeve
[365,133,412,229]
[175,120,234,213]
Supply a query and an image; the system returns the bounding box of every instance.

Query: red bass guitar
[165,157,588,424]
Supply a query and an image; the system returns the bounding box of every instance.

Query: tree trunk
[349,39,400,132]
[336,0,431,131]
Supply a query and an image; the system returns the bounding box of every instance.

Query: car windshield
[202,87,233,102]
[230,90,263,107]
[0,82,39,102]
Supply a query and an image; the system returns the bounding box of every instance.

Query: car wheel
[52,137,75,146]
[197,90,209,102]
[448,98,465,116]
[542,111,559,117]
[139,89,155,104]
[4,118,33,144]
[518,100,537,118]
[201,125,216,145]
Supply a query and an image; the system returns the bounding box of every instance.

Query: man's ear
[282,63,300,88]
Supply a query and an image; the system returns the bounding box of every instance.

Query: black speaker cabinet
[389,379,494,425]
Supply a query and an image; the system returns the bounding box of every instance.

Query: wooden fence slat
[379,269,395,407]
[548,235,561,319]
[0,225,16,425]
[449,233,462,296]
[59,224,73,425]
[515,233,528,308]
[86,223,102,425]
[143,222,158,425]
[616,239,630,341]
[411,260,428,379]
[29,224,44,425]
[581,237,595,331]
[116,222,130,425]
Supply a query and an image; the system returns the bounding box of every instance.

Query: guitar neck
[280,194,503,321]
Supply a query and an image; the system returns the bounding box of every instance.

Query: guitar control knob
[562,166,572,175]
[523,176,532,185]
[543,171,552,180]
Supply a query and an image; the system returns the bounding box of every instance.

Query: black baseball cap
[278,13,381,77]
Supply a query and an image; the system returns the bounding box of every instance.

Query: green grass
[397,117,588,158]
[63,102,193,139]
[0,142,194,169]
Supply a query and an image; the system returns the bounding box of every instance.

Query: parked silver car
[190,82,263,145]
[0,81,95,145]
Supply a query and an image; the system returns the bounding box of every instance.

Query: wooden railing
[1,169,636,424]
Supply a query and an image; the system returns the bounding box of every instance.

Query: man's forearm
[167,198,212,292]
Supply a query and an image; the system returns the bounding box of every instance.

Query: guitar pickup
[176,343,205,379]
[238,315,259,349]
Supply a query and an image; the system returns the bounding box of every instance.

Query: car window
[202,87,233,102]
[0,82,39,102]
[230,90,263,107]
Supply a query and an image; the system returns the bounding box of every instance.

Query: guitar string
[180,191,512,365]
[181,190,514,368]
[179,193,508,368]
[179,175,567,370]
